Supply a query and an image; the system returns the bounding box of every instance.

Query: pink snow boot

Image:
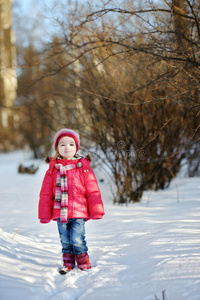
[75,253,91,270]
[59,253,75,275]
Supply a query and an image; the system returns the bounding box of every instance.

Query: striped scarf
[54,162,82,223]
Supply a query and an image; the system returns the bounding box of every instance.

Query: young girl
[38,128,105,274]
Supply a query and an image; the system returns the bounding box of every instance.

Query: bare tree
[16,0,200,201]
[76,40,199,202]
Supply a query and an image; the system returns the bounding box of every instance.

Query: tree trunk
[172,0,189,54]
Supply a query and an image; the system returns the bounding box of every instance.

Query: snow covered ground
[0,151,200,300]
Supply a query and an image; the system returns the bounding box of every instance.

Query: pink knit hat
[54,128,80,151]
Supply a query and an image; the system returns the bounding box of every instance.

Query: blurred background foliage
[0,0,200,203]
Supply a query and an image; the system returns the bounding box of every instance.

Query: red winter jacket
[38,156,105,223]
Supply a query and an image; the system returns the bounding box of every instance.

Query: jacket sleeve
[38,169,54,221]
[84,168,105,219]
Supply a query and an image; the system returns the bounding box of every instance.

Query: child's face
[58,136,76,160]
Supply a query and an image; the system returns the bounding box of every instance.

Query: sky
[12,0,71,47]
[11,0,166,48]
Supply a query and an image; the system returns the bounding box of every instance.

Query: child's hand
[40,219,51,223]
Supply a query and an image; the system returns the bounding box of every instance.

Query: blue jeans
[57,218,88,255]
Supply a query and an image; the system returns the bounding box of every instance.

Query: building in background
[0,0,17,149]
